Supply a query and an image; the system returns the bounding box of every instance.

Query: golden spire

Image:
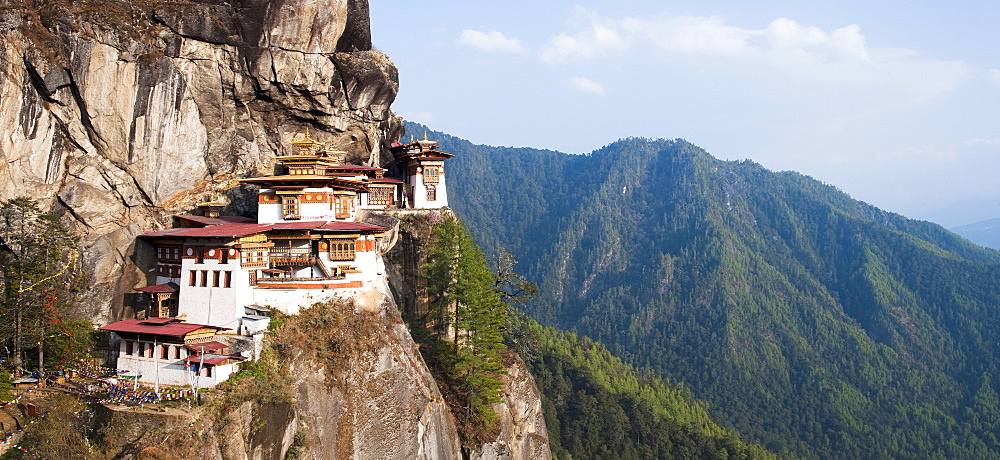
[290,127,324,154]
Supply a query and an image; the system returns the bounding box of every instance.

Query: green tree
[0,197,79,371]
[423,214,508,427]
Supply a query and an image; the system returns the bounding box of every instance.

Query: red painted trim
[256,281,364,289]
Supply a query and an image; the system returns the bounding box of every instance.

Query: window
[426,185,436,201]
[124,340,133,355]
[424,166,440,183]
[195,248,204,264]
[281,196,300,220]
[369,186,394,205]
[212,270,221,287]
[200,270,208,287]
[204,365,213,377]
[335,196,351,219]
[221,248,229,264]
[174,346,182,360]
[329,240,356,261]
[189,271,196,286]
[249,270,258,286]
[224,271,232,288]
[160,345,168,359]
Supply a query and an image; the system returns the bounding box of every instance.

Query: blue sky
[370,2,1000,227]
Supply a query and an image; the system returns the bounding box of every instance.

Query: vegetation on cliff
[408,122,1000,458]
[418,214,509,435]
[0,197,86,371]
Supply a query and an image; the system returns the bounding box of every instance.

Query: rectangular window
[249,270,258,286]
[424,166,440,183]
[160,345,168,360]
[124,340,133,355]
[329,240,357,261]
[224,271,232,288]
[200,270,208,287]
[189,271,196,286]
[174,346,182,360]
[335,196,351,219]
[369,186,394,205]
[426,185,436,201]
[144,343,152,358]
[281,196,300,220]
[212,270,221,287]
[221,248,229,264]
[204,365,213,377]
[195,248,204,264]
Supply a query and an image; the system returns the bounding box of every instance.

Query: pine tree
[422,214,508,427]
[0,197,79,371]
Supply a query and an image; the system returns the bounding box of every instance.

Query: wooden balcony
[269,254,317,266]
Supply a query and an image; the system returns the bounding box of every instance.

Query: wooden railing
[269,255,317,266]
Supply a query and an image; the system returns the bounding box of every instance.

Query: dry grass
[270,299,384,388]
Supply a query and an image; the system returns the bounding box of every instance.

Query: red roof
[216,216,254,223]
[184,341,228,352]
[139,317,178,324]
[368,178,404,184]
[183,354,245,365]
[101,319,228,337]
[142,219,387,239]
[142,223,271,238]
[135,283,179,294]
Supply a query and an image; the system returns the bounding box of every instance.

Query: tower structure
[391,134,454,209]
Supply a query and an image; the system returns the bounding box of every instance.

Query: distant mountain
[952,218,1000,250]
[407,122,1000,459]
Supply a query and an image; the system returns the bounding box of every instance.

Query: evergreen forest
[405,122,1000,459]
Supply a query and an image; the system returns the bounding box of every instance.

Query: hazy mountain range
[952,218,1000,250]
[408,122,1000,459]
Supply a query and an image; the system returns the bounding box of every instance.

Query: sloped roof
[141,223,272,238]
[101,319,229,337]
[142,220,386,240]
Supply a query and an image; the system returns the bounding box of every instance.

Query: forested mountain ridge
[407,122,1000,458]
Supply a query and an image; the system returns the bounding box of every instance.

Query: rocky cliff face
[0,0,401,323]
[91,293,550,459]
[1,1,552,457]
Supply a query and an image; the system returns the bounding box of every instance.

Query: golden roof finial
[291,126,324,152]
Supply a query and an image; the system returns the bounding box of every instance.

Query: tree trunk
[12,303,21,370]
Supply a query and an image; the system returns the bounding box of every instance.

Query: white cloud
[634,15,752,55]
[539,12,626,63]
[565,76,605,95]
[400,111,435,125]
[965,137,1000,147]
[457,30,526,54]
[540,10,973,102]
